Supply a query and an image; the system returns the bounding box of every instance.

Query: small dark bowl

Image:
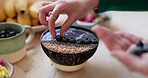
[40,26,99,72]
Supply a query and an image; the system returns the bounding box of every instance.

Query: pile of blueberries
[130,40,148,56]
[0,29,17,38]
[55,35,98,44]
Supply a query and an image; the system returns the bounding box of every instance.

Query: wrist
[85,0,99,10]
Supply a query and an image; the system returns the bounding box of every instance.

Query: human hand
[0,0,5,6]
[92,25,148,75]
[39,0,98,38]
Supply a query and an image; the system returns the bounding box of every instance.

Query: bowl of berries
[76,12,111,28]
[0,58,14,78]
[41,26,99,72]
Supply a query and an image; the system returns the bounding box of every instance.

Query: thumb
[91,25,117,50]
[91,25,117,41]
[112,50,140,71]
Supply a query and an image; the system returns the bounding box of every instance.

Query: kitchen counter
[14,11,148,78]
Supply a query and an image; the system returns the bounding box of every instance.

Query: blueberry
[9,31,16,36]
[62,36,69,42]
[6,34,10,37]
[69,38,76,43]
[84,38,91,44]
[136,40,143,47]
[0,29,17,38]
[0,30,7,38]
[0,30,6,35]
[0,34,6,38]
[130,47,144,56]
[55,35,63,41]
[6,29,12,33]
[91,38,98,44]
[76,39,84,44]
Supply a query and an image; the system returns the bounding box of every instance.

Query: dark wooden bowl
[40,26,99,66]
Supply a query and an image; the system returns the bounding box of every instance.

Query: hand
[92,25,148,75]
[39,0,98,38]
[0,0,5,6]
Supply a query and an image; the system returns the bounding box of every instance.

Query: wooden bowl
[40,26,99,72]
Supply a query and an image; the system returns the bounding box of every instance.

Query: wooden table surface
[14,11,148,78]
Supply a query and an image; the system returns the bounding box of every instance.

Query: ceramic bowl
[0,58,14,77]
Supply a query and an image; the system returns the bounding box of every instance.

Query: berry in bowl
[40,26,99,72]
[0,29,17,38]
[0,58,14,78]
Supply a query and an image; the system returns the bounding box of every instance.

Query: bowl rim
[40,26,99,54]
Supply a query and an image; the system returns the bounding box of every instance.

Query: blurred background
[0,0,56,26]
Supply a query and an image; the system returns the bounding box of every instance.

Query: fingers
[47,4,64,38]
[112,50,141,71]
[47,13,56,38]
[39,2,55,26]
[92,25,116,50]
[39,9,48,26]
[92,25,130,51]
[39,2,60,38]
[39,0,80,38]
[112,50,148,75]
[122,33,143,43]
[60,16,76,36]
[92,25,148,75]
[126,44,137,52]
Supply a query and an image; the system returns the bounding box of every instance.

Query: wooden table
[14,11,148,78]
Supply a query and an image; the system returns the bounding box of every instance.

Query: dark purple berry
[6,34,10,37]
[0,34,6,38]
[9,31,16,36]
[56,35,63,41]
[69,38,76,43]
[136,40,143,47]
[91,38,98,44]
[0,29,17,38]
[6,29,11,33]
[130,47,144,56]
[0,30,6,34]
[0,59,5,66]
[62,36,69,42]
[84,38,91,44]
[76,39,83,44]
